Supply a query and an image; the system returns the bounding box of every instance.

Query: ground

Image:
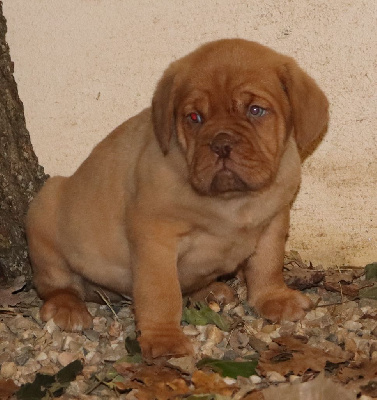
[1,253,377,399]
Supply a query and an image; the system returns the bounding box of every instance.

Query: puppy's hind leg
[26,178,93,332]
[31,243,93,332]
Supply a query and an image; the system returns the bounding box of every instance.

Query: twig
[95,290,120,322]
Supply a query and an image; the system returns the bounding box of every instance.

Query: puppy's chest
[177,224,259,278]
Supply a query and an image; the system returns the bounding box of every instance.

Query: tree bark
[0,2,47,284]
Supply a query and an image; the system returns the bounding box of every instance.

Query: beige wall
[4,0,377,267]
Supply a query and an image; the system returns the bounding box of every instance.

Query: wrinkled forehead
[171,41,289,110]
[176,63,285,111]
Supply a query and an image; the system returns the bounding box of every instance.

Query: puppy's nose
[210,132,234,159]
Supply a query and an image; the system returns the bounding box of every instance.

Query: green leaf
[365,263,377,281]
[182,302,230,331]
[16,380,46,400]
[125,336,142,356]
[197,358,258,379]
[56,359,83,384]
[359,285,377,299]
[16,360,83,400]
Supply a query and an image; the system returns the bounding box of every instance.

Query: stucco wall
[4,0,377,267]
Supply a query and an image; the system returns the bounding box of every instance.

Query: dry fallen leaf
[258,337,351,376]
[337,360,377,393]
[0,379,19,399]
[284,264,324,290]
[191,370,238,396]
[0,276,27,307]
[262,373,357,400]
[114,362,190,399]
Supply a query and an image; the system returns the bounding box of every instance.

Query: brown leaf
[323,281,369,298]
[0,379,19,399]
[262,373,356,400]
[258,337,351,376]
[0,276,26,307]
[243,391,265,400]
[191,370,238,396]
[337,360,377,385]
[284,265,324,290]
[114,362,189,400]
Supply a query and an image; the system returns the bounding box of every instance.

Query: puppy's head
[152,39,329,196]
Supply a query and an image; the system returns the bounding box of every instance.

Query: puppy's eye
[248,105,266,118]
[187,112,203,124]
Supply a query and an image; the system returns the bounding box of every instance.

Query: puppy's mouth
[210,167,248,194]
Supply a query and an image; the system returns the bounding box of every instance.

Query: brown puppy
[26,39,329,359]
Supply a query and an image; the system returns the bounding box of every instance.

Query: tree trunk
[0,2,47,284]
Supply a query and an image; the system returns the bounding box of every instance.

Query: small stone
[344,321,362,331]
[44,319,59,334]
[38,365,58,375]
[249,375,262,384]
[93,316,107,332]
[57,352,77,367]
[261,324,277,334]
[223,377,237,385]
[83,329,101,342]
[206,325,225,345]
[1,362,16,379]
[108,320,123,337]
[65,380,89,397]
[266,371,286,383]
[304,308,326,321]
[208,301,221,313]
[289,375,301,383]
[233,305,246,317]
[86,352,102,365]
[48,350,59,363]
[183,325,200,336]
[345,338,357,353]
[35,352,47,362]
[371,351,377,361]
[69,340,83,353]
[251,319,264,331]
[62,336,73,351]
[254,332,272,344]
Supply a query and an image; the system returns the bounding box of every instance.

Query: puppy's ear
[152,68,177,155]
[279,60,329,157]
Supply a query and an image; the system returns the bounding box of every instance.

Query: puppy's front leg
[246,207,312,322]
[132,220,193,359]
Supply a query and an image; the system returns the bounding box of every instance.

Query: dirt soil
[1,253,377,399]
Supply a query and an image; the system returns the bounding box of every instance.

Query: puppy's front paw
[138,327,193,359]
[40,290,93,331]
[253,287,312,322]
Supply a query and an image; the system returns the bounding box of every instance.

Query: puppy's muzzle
[210,132,235,159]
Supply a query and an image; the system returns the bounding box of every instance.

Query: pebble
[249,375,262,384]
[223,377,237,385]
[35,352,47,362]
[344,321,362,331]
[266,371,286,383]
[44,319,59,334]
[206,325,224,345]
[57,351,78,367]
[289,375,301,383]
[261,324,277,334]
[208,301,221,313]
[1,361,17,379]
[183,325,200,336]
[1,275,376,396]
